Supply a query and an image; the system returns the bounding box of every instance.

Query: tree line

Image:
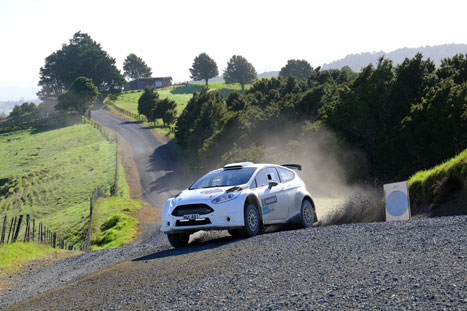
[176,53,467,182]
[33,31,317,118]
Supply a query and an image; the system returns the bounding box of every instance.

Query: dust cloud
[232,124,386,225]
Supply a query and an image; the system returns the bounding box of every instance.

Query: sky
[0,0,466,101]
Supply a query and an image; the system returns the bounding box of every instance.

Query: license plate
[183,214,200,220]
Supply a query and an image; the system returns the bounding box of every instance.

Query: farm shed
[128,77,172,90]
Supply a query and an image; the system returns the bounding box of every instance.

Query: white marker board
[383,181,410,221]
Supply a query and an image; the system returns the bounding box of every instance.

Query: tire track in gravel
[0,109,191,309]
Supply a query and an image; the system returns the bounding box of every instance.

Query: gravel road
[5,216,467,310]
[91,110,190,207]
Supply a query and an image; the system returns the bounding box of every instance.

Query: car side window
[278,167,295,183]
[255,167,280,187]
[250,179,257,189]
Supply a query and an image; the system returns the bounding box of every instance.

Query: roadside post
[383,181,411,221]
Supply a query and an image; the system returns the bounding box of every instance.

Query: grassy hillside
[409,149,467,213]
[0,124,121,245]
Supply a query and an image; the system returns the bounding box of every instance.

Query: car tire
[228,229,242,237]
[240,203,260,237]
[300,199,315,228]
[167,233,190,248]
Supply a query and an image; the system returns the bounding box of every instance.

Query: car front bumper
[160,200,245,233]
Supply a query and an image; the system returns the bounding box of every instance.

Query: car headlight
[211,192,240,204]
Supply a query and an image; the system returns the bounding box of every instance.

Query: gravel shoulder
[5,216,467,310]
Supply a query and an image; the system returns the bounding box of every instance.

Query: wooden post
[1,215,7,244]
[7,217,16,243]
[39,222,42,243]
[53,232,56,248]
[13,215,23,242]
[32,219,35,242]
[24,214,30,242]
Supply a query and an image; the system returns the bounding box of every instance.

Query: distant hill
[322,44,467,71]
[258,71,279,78]
[0,99,40,116]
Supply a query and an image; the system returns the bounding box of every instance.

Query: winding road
[91,110,189,207]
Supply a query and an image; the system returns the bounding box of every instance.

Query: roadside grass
[90,159,142,250]
[90,196,142,250]
[0,124,115,245]
[0,242,66,275]
[409,149,467,210]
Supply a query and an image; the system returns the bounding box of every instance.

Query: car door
[277,167,299,215]
[254,167,288,220]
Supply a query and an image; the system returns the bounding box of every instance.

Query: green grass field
[0,124,120,245]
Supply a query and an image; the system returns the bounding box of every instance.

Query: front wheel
[300,199,315,228]
[167,233,190,248]
[240,203,260,237]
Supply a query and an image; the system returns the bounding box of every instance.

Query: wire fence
[104,101,147,122]
[0,115,120,251]
[81,187,104,251]
[0,214,69,250]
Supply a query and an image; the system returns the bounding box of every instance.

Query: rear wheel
[300,199,315,228]
[240,203,260,237]
[167,233,190,248]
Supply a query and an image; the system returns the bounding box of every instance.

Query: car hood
[174,186,244,204]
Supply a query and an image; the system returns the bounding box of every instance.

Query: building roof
[131,77,172,82]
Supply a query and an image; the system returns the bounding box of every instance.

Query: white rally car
[161,162,317,248]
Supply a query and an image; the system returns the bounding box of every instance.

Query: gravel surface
[4,216,467,310]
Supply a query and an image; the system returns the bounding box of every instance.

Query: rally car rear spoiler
[281,164,302,171]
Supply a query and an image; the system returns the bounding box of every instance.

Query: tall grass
[409,149,467,209]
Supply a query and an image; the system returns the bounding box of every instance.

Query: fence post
[32,219,35,242]
[24,214,30,242]
[1,215,7,243]
[13,215,23,242]
[7,217,16,243]
[39,222,42,243]
[53,232,56,248]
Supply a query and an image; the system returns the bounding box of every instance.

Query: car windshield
[189,168,256,190]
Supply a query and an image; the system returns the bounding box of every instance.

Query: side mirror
[268,181,278,189]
